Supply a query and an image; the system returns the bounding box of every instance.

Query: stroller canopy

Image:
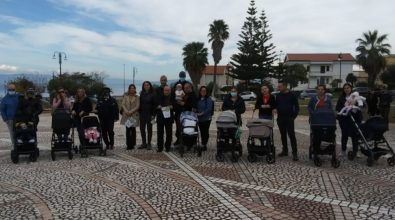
[216,110,238,128]
[246,118,273,138]
[180,111,198,124]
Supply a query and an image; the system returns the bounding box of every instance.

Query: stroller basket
[246,119,273,138]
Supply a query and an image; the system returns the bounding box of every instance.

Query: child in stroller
[84,127,100,144]
[14,120,35,144]
[179,111,200,157]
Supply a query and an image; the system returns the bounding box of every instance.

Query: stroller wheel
[215,153,224,162]
[231,154,239,163]
[29,152,37,162]
[387,157,395,166]
[99,148,107,156]
[51,150,56,161]
[367,157,374,167]
[347,151,355,161]
[247,153,257,163]
[11,150,19,164]
[331,159,340,168]
[266,154,275,164]
[68,150,73,160]
[314,157,322,167]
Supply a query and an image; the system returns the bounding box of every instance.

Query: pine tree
[229,0,276,81]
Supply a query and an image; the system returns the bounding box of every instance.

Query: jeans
[198,120,211,146]
[101,119,115,147]
[126,127,136,148]
[140,115,152,146]
[277,118,298,154]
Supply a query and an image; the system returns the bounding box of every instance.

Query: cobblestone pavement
[0,112,394,219]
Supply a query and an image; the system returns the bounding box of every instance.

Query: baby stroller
[51,109,74,161]
[348,112,395,167]
[10,119,39,164]
[309,109,340,168]
[79,115,106,158]
[179,111,201,157]
[246,111,275,164]
[216,111,242,162]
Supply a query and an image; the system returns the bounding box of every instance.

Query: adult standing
[72,88,93,146]
[366,89,378,117]
[255,85,276,120]
[24,88,43,130]
[307,85,333,160]
[138,81,156,150]
[156,86,174,152]
[197,86,214,151]
[52,87,71,111]
[96,87,119,150]
[378,88,393,123]
[120,84,140,150]
[222,87,246,125]
[0,83,19,146]
[275,81,299,161]
[173,71,190,146]
[336,83,362,158]
[156,75,168,98]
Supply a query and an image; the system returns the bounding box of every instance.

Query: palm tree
[208,19,229,97]
[182,42,208,88]
[356,30,391,89]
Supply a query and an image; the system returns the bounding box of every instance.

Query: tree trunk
[212,63,217,98]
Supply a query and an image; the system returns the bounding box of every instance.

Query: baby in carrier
[84,126,100,143]
[338,91,366,115]
[15,120,35,144]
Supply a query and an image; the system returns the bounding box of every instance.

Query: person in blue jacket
[0,83,19,146]
[197,86,214,151]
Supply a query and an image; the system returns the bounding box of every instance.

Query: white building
[199,65,234,87]
[284,53,356,89]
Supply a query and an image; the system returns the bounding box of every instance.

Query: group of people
[1,75,393,162]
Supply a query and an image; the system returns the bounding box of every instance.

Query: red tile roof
[202,65,226,75]
[285,53,355,62]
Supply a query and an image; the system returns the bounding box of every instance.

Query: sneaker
[278,151,288,157]
[28,138,35,143]
[292,153,299,161]
[146,144,152,150]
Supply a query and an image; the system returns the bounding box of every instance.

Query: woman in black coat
[72,88,93,145]
[138,81,156,150]
[335,83,362,159]
[222,87,246,125]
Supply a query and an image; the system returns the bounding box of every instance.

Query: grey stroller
[216,111,242,162]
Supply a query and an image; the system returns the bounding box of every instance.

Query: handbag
[125,117,136,128]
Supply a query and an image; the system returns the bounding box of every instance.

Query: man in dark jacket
[378,88,393,123]
[96,87,119,149]
[275,81,299,161]
[173,73,192,146]
[156,86,175,152]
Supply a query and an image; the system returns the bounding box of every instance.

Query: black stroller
[10,119,39,164]
[309,109,340,168]
[79,115,106,158]
[246,111,275,164]
[348,111,395,167]
[215,111,242,162]
[179,111,201,157]
[51,109,74,161]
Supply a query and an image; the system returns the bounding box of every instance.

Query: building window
[317,79,319,85]
[320,66,325,73]
[326,66,330,71]
[306,66,310,72]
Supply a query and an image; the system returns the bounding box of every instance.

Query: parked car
[299,89,332,99]
[353,87,369,97]
[239,91,257,101]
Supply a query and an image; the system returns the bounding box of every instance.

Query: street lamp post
[338,53,343,88]
[53,51,67,76]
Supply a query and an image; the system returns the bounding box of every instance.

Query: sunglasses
[58,91,65,93]
[8,89,15,91]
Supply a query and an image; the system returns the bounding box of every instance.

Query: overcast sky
[0,0,394,80]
